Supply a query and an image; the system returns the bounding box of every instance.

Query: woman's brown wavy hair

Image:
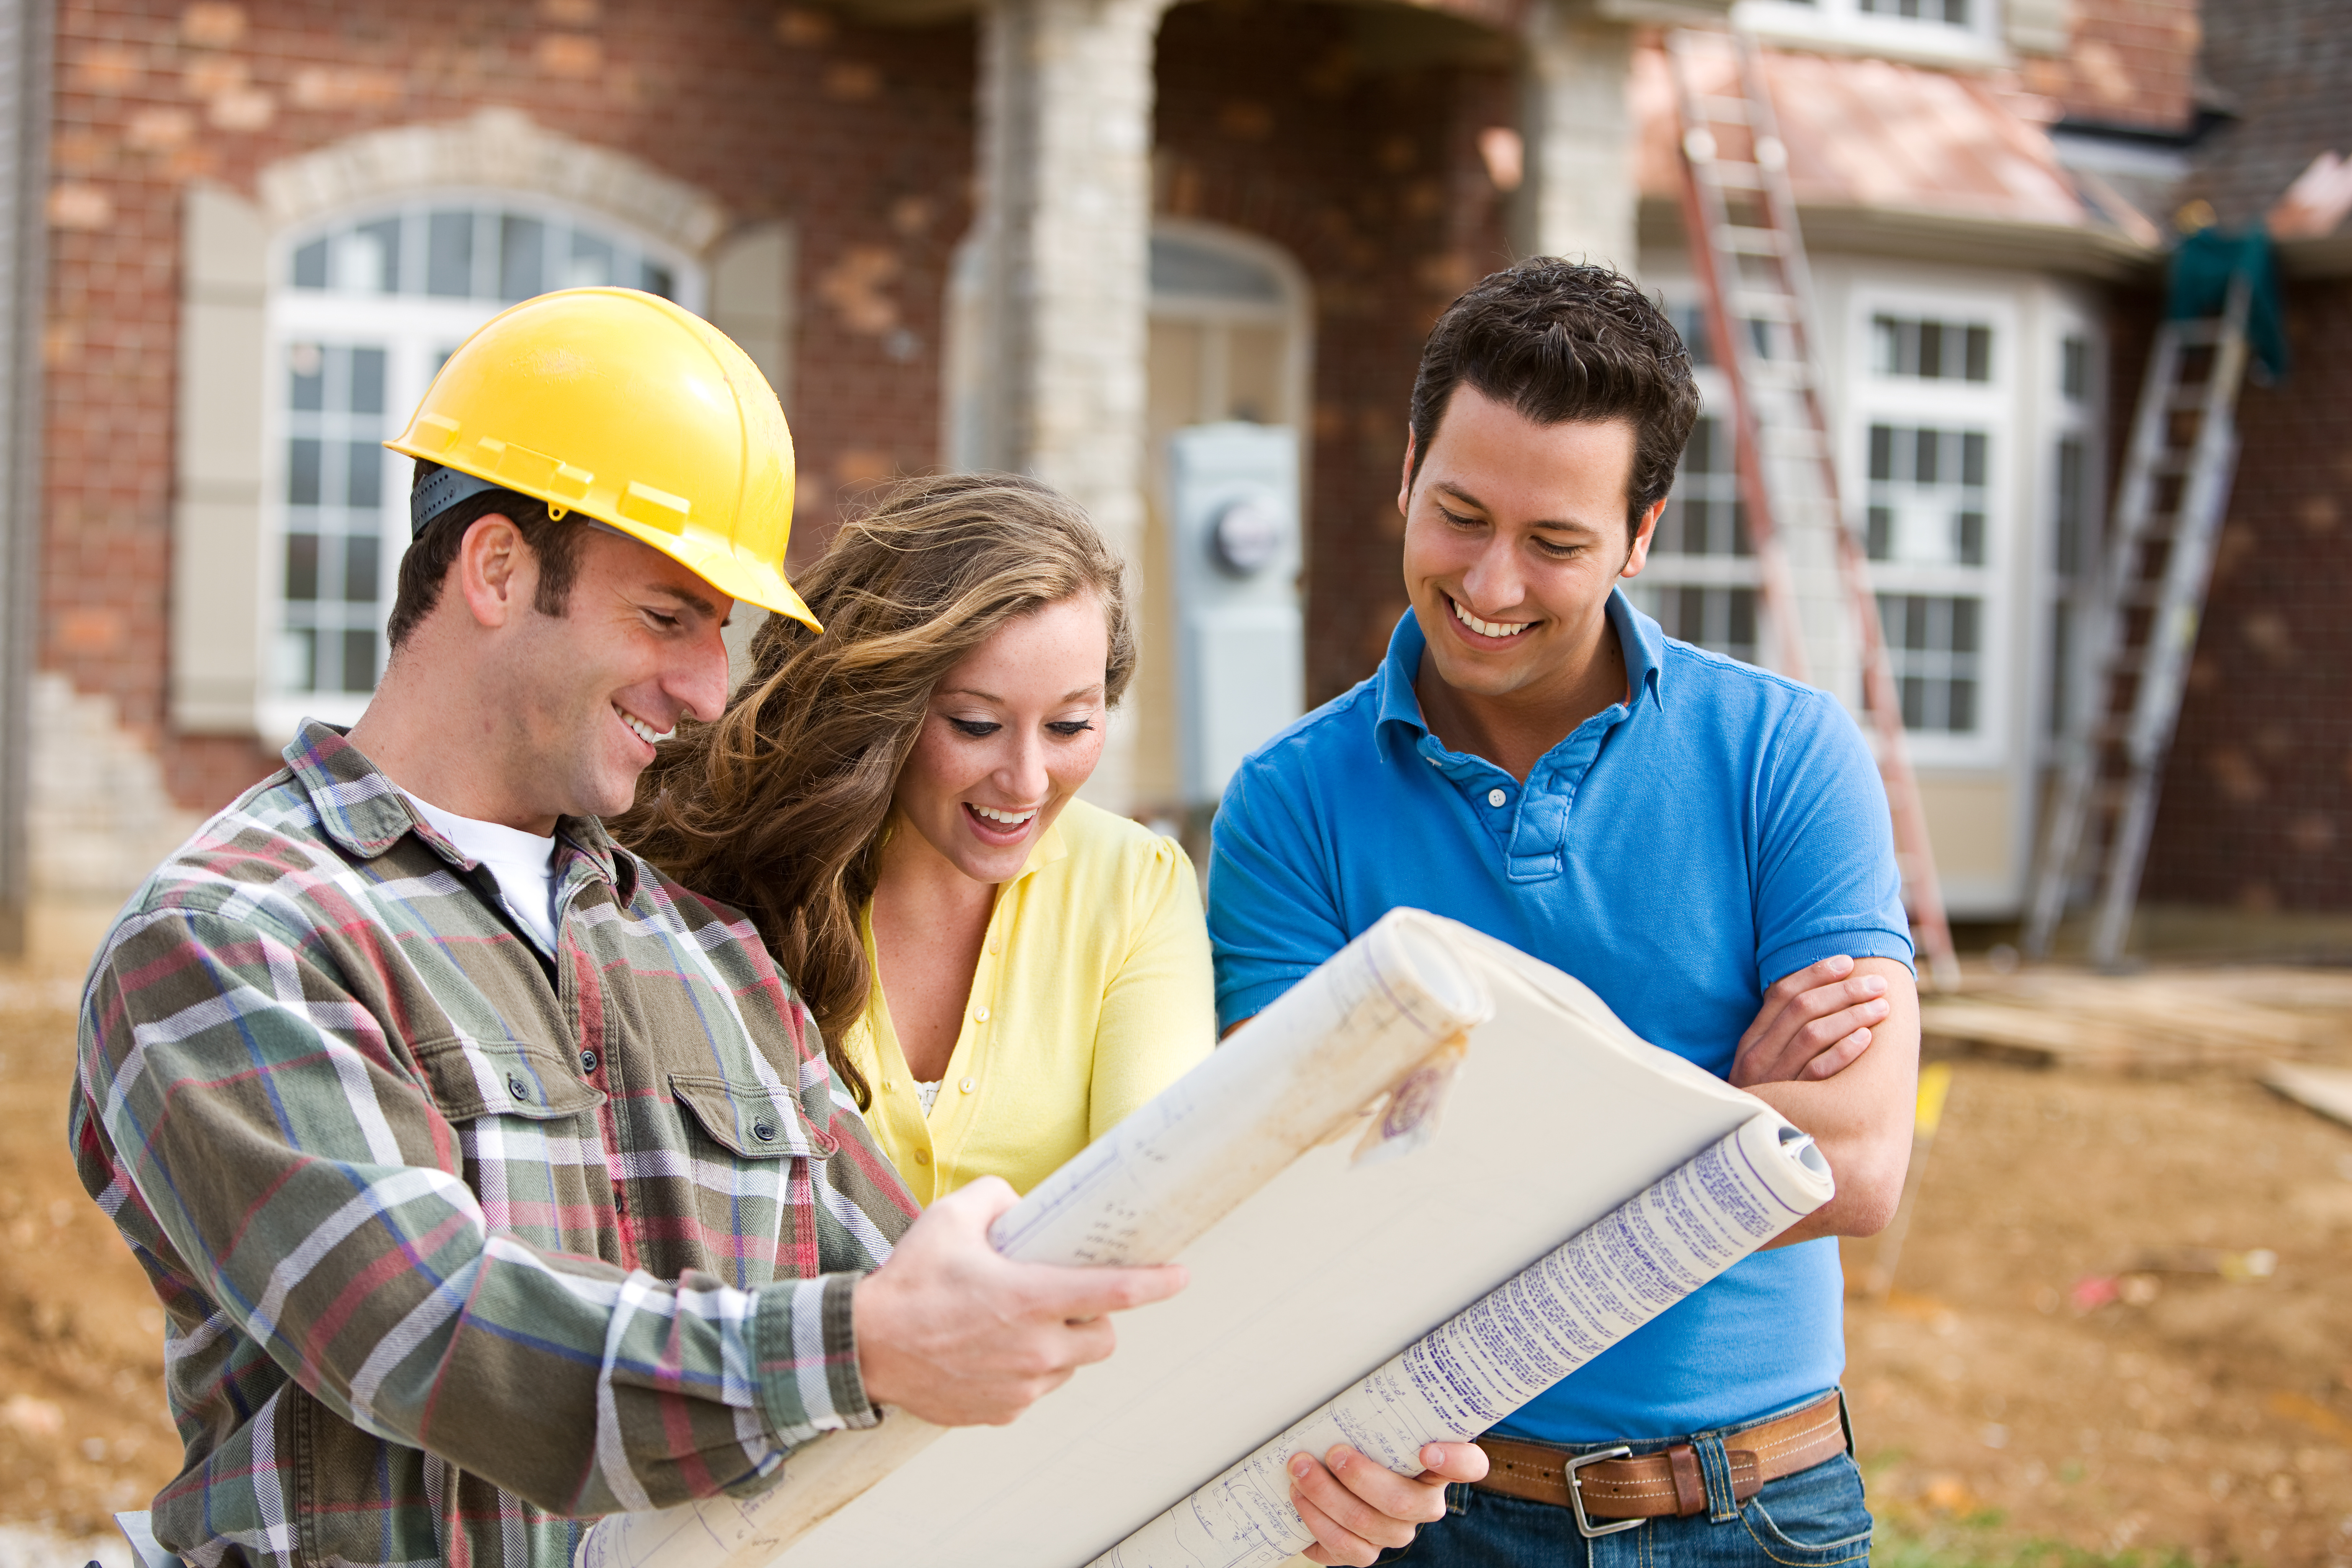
[615,471,1136,1109]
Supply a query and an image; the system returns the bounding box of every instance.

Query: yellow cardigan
[840,799,1216,1205]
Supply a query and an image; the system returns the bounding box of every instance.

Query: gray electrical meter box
[1168,422,1305,808]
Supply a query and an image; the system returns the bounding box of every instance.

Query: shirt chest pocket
[669,1073,837,1162]
[415,1037,607,1123]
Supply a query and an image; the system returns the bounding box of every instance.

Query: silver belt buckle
[1566,1445,1645,1539]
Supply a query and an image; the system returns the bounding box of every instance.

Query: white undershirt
[404,792,561,954]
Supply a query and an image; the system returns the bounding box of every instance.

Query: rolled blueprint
[576,910,1491,1568]
[1091,1112,1834,1568]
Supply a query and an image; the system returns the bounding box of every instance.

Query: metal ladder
[2022,276,2252,967]
[1667,29,1961,992]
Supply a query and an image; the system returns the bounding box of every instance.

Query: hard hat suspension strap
[410,466,514,539]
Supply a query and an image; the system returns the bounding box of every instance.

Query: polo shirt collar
[1372,588,1666,760]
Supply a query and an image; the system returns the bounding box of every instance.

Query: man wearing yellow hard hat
[70,288,1457,1568]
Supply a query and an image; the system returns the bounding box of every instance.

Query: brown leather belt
[1472,1392,1848,1536]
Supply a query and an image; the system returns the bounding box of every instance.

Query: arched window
[260,197,704,735]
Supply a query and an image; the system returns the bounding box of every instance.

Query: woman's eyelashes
[943,714,1099,741]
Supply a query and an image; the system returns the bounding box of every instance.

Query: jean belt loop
[1693,1431,1741,1524]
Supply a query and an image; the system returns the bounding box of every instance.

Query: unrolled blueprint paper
[578,910,1830,1568]
[1093,1113,1831,1566]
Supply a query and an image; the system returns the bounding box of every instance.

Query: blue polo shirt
[1207,592,1913,1442]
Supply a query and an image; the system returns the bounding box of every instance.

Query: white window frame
[1628,286,1767,660]
[2037,305,2105,758]
[258,191,703,739]
[1847,282,2019,768]
[1732,0,2007,68]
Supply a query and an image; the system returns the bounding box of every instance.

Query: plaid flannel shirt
[70,723,920,1568]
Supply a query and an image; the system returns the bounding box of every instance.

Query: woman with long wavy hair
[619,472,1214,1203]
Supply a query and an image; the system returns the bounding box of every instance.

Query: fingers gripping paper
[575,910,1834,1568]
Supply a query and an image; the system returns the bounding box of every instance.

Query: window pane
[277,629,317,692]
[2062,335,2090,402]
[1948,678,1976,732]
[284,534,320,601]
[640,261,674,299]
[341,630,379,694]
[1872,313,1994,378]
[290,345,324,410]
[500,215,546,302]
[428,210,475,297]
[349,347,386,416]
[288,438,322,505]
[567,232,615,289]
[344,534,380,603]
[293,239,329,289]
[1867,422,1991,568]
[1876,593,1982,733]
[345,441,382,508]
[358,219,402,293]
[2056,436,2086,575]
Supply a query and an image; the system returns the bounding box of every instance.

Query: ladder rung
[1731,291,1798,321]
[1708,163,1767,190]
[1697,93,1755,123]
[1720,227,1786,258]
[1758,426,1830,456]
[1747,359,1816,389]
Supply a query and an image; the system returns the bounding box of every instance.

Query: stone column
[1515,1,1637,269]
[0,0,51,955]
[1516,0,1730,270]
[971,0,1170,814]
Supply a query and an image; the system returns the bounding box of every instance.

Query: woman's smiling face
[891,594,1112,886]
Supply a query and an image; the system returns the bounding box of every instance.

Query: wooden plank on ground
[2261,1061,2352,1130]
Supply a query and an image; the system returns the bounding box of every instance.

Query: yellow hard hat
[385,286,818,630]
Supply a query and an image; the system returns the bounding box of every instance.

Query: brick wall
[2143,274,2352,911]
[44,0,974,814]
[1152,0,1515,705]
[2018,0,2202,134]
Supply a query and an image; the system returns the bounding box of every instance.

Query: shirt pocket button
[751,1120,777,1143]
[507,1076,529,1101]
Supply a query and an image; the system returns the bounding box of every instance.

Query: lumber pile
[1918,967,2352,1074]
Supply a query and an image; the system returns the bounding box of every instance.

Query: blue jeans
[1380,1400,1873,1568]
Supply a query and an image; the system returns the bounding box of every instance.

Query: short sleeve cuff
[1215,971,1311,1035]
[752,1274,879,1447]
[1757,928,1917,988]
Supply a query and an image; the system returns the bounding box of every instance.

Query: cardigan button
[960,1077,976,1094]
[973,1005,990,1023]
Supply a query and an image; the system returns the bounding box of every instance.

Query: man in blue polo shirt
[1210,260,1921,1565]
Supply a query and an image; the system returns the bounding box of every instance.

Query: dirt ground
[1841,1049,2352,1568]
[4,909,2351,1565]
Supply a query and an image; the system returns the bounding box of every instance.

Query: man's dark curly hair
[1407,259,1701,541]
